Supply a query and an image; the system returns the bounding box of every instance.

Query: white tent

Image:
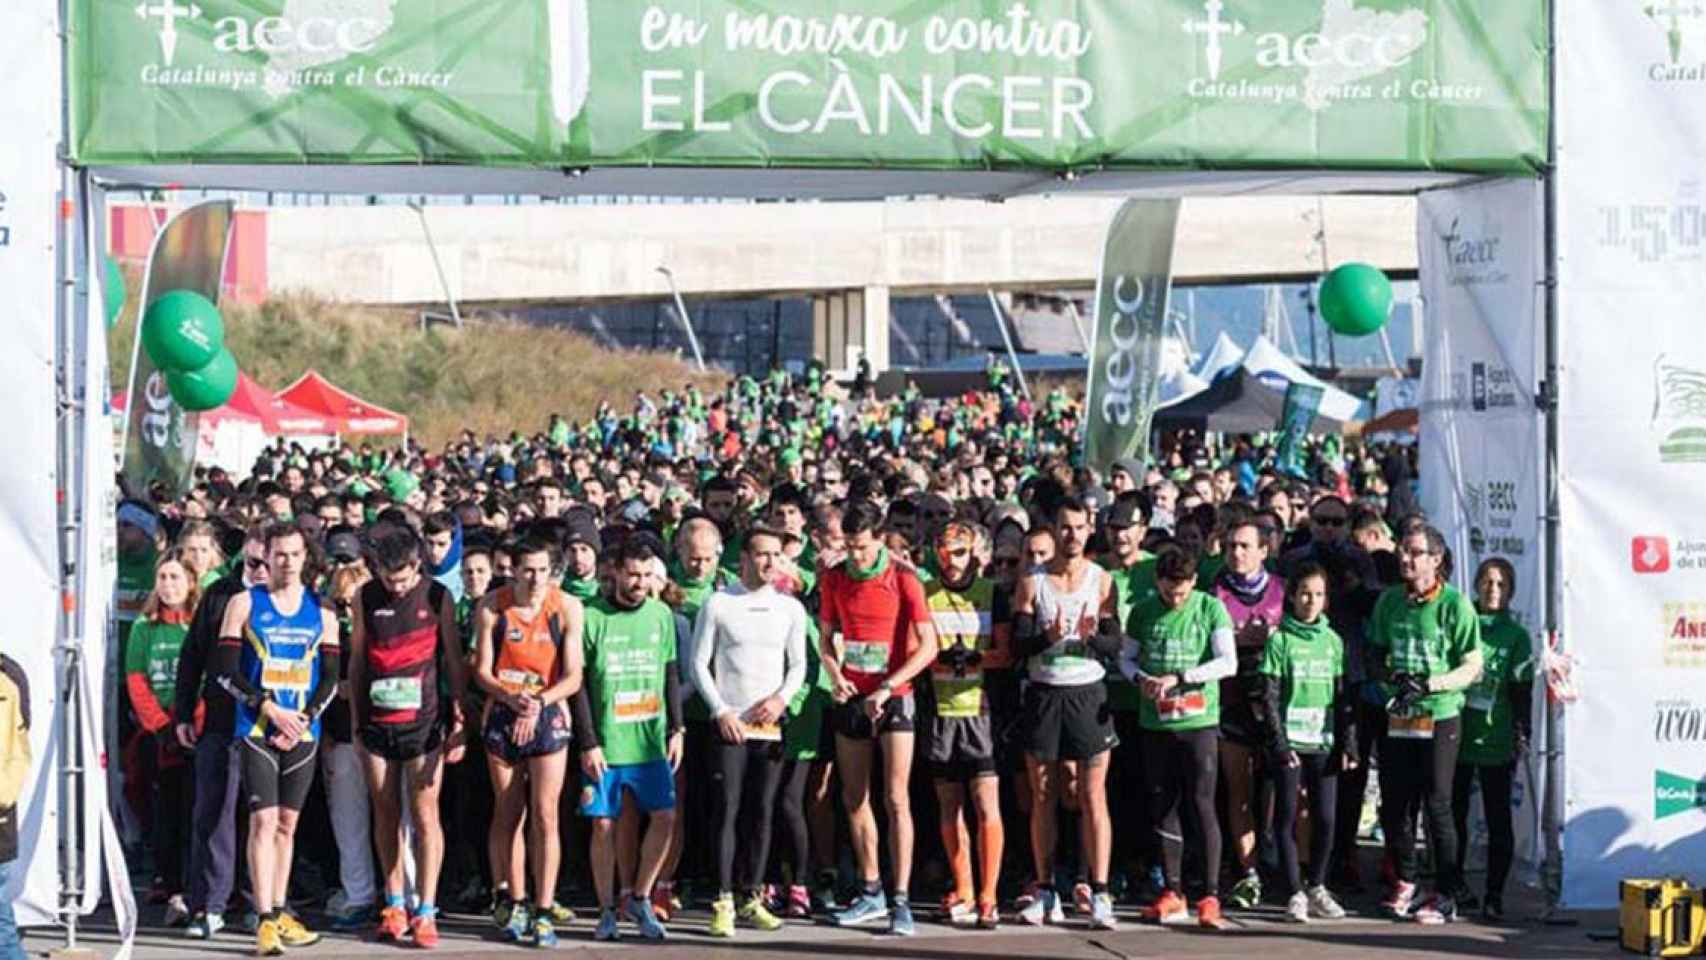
[1158,353,1210,405]
[1238,336,1367,421]
[1193,331,1246,381]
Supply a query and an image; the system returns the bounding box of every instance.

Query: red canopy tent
[203,372,336,435]
[276,370,409,437]
[112,371,334,435]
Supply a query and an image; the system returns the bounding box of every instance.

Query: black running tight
[1141,727,1221,897]
[710,739,785,895]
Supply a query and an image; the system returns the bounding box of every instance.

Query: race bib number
[613,689,662,723]
[1388,709,1436,740]
[262,657,312,694]
[843,640,890,674]
[1286,706,1330,749]
[741,719,783,741]
[370,676,423,711]
[1157,689,1208,722]
[498,668,544,694]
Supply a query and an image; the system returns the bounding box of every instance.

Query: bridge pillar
[812,285,891,373]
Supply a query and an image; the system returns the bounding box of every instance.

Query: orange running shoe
[650,884,673,922]
[410,913,440,948]
[375,905,409,942]
[1143,890,1188,924]
[1196,895,1226,929]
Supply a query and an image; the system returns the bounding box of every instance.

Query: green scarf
[846,546,890,583]
[562,575,600,601]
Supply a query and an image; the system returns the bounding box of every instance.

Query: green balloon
[1319,263,1393,338]
[102,257,126,329]
[166,348,238,412]
[142,289,225,371]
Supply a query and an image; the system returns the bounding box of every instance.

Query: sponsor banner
[1274,382,1324,478]
[1417,177,1544,875]
[1557,0,1706,906]
[1084,198,1179,477]
[1,5,78,928]
[121,201,234,496]
[69,0,1546,172]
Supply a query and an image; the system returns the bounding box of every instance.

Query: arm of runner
[1427,599,1485,693]
[304,606,342,725]
[775,599,809,708]
[1008,575,1051,659]
[540,594,585,707]
[1332,675,1360,769]
[688,594,730,720]
[1181,626,1236,685]
[345,588,370,733]
[172,587,219,744]
[437,585,470,708]
[1086,576,1125,658]
[881,571,940,692]
[568,687,601,750]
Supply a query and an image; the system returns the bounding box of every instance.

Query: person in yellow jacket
[0,651,32,960]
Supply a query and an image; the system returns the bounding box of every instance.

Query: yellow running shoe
[708,896,736,938]
[276,911,321,947]
[740,893,785,932]
[254,918,283,957]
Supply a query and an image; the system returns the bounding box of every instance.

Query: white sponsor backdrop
[1,4,75,928]
[1417,177,1546,877]
[1558,0,1706,908]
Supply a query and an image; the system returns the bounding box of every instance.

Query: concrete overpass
[116,194,1419,371]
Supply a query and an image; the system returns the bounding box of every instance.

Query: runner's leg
[881,730,917,895]
[406,749,447,908]
[527,750,567,910]
[836,735,879,886]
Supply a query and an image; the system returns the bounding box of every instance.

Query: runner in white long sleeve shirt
[689,527,808,937]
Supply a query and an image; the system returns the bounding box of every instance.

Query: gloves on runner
[1387,672,1429,713]
[937,644,983,678]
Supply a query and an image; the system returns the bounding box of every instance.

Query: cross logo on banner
[134,0,203,67]
[1645,0,1706,64]
[1183,0,1246,81]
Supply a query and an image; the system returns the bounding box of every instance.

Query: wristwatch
[878,678,895,695]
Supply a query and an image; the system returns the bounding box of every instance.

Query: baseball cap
[327,530,363,564]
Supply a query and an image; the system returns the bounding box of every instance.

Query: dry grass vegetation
[110,292,728,448]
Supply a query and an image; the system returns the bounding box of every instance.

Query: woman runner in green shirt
[1450,557,1532,921]
[1259,563,1356,923]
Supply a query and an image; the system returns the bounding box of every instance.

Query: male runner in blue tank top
[215,523,341,957]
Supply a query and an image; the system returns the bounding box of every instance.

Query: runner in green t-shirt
[1258,564,1354,923]
[1118,545,1235,928]
[1368,526,1484,924]
[1450,556,1533,922]
[571,539,684,942]
[1099,492,1156,898]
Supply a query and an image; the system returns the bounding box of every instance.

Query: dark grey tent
[1151,368,1344,435]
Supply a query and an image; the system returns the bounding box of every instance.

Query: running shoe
[411,913,441,948]
[1073,881,1094,915]
[503,903,532,943]
[532,915,558,948]
[1308,885,1347,920]
[813,872,843,912]
[650,883,673,922]
[163,894,191,928]
[545,902,576,925]
[376,905,409,943]
[276,912,320,947]
[889,897,916,937]
[186,911,225,940]
[1089,892,1118,930]
[1018,886,1064,926]
[329,903,376,932]
[1286,891,1310,924]
[1143,890,1188,924]
[976,900,1000,930]
[1413,894,1457,926]
[940,893,976,927]
[1196,895,1226,930]
[1382,880,1418,919]
[1012,881,1038,915]
[626,893,668,940]
[1483,894,1506,922]
[254,918,283,957]
[832,890,888,927]
[594,907,620,942]
[708,896,736,938]
[1229,870,1263,909]
[491,897,513,929]
[785,884,811,918]
[740,893,784,931]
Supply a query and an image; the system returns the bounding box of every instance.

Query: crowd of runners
[106,364,1533,954]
